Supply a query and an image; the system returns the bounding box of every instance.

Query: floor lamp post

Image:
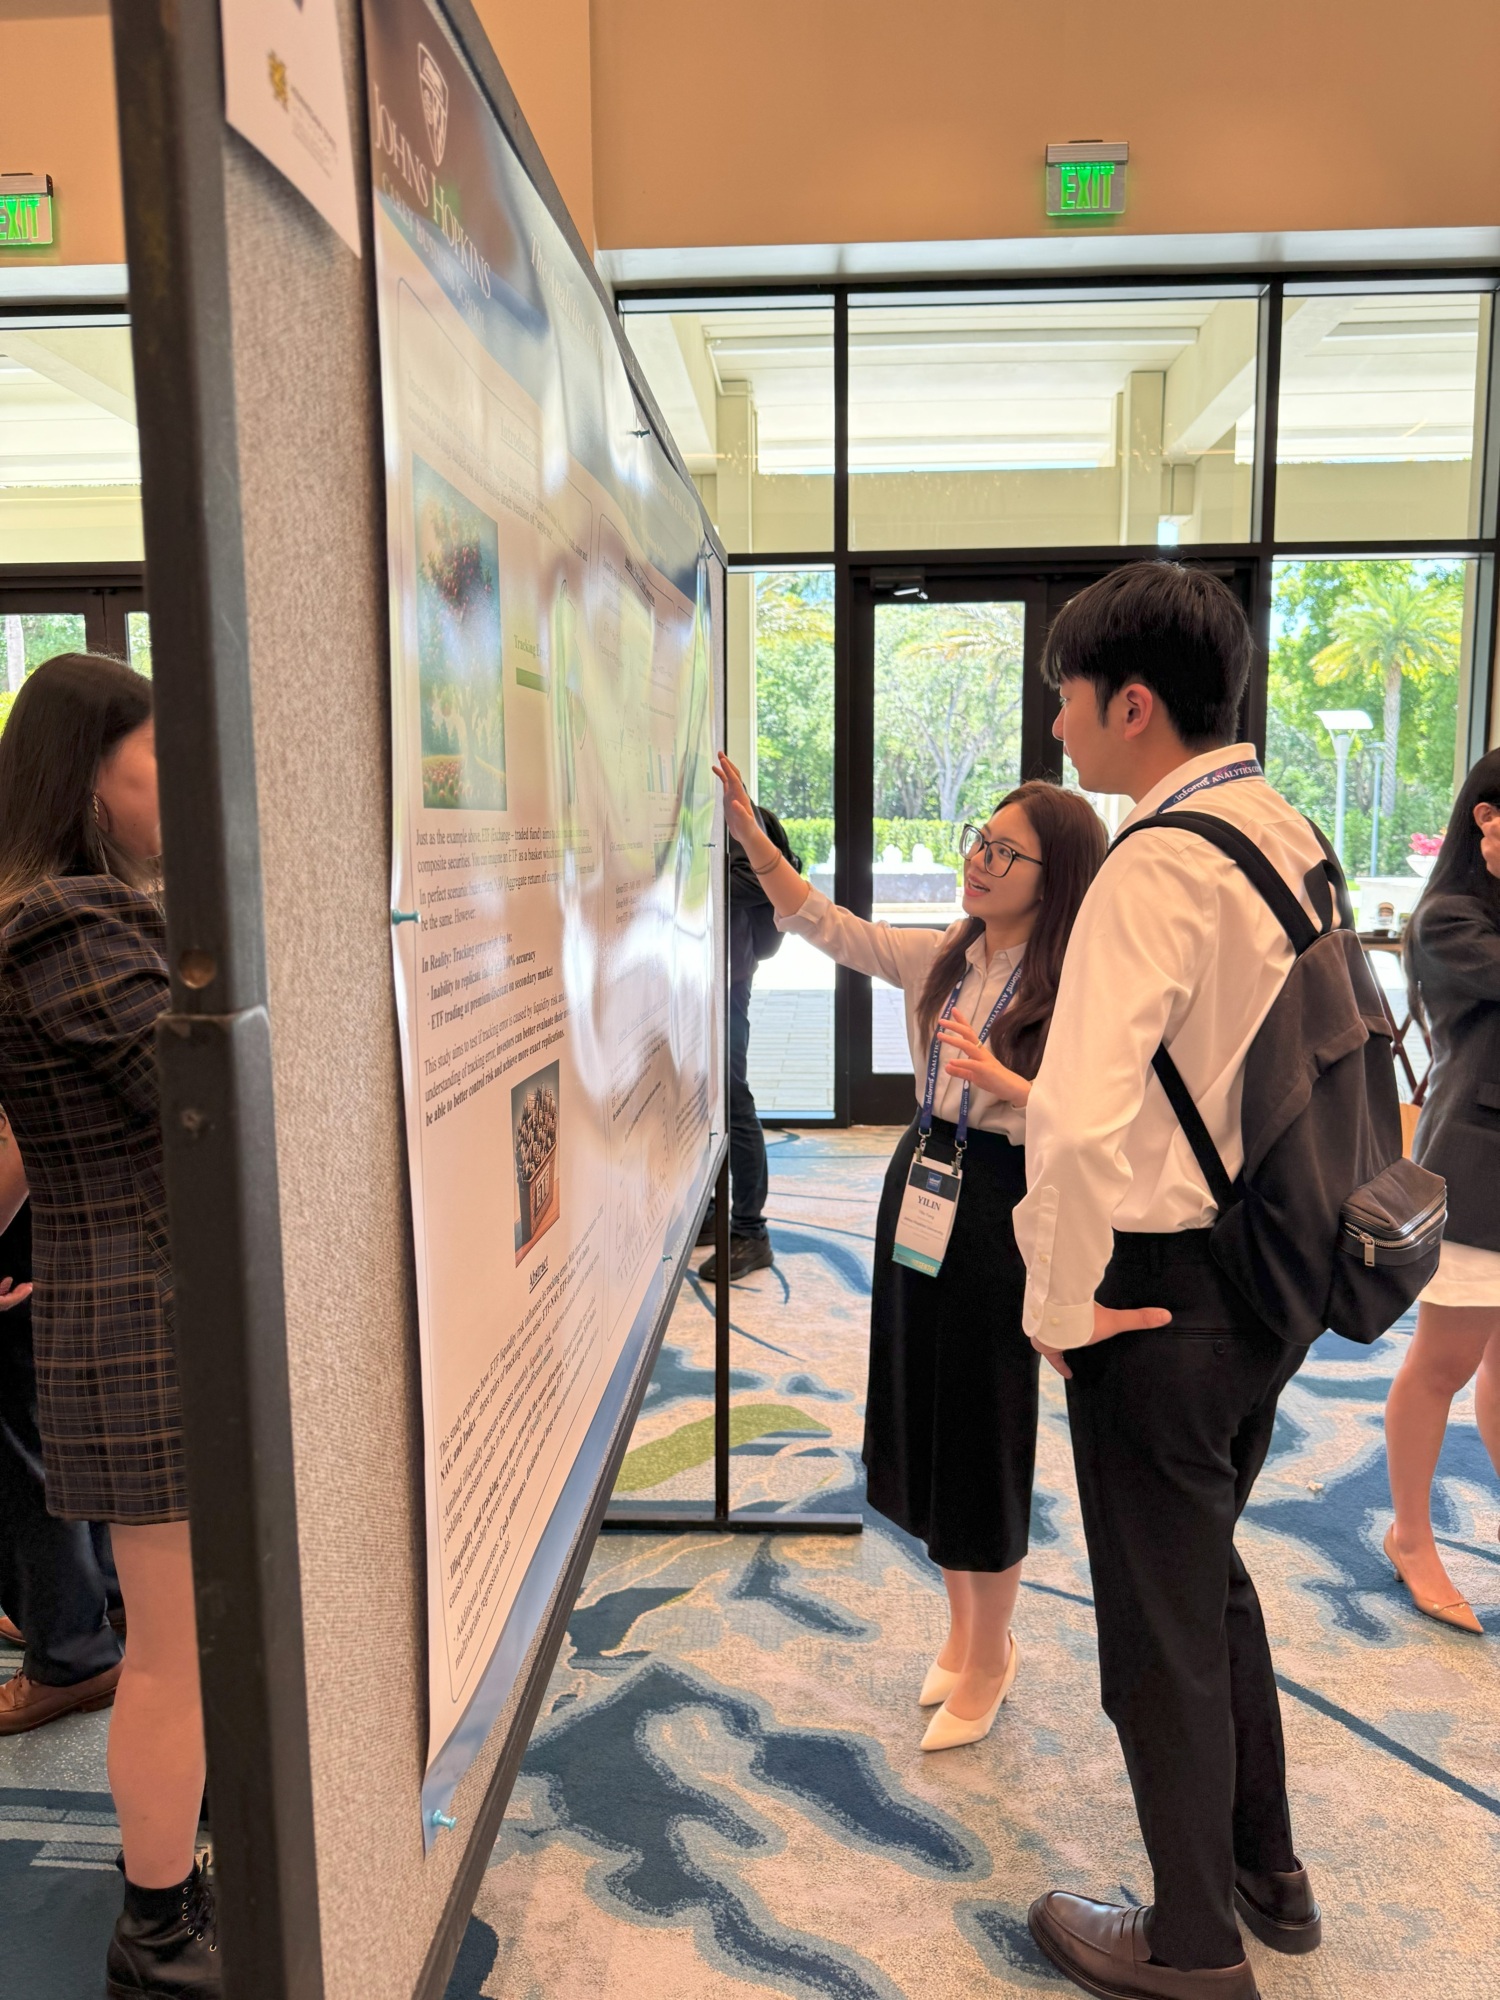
[1368,742,1387,876]
[1317,708,1374,869]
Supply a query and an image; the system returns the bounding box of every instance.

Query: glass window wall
[739,569,836,1115]
[620,304,834,556]
[0,322,142,562]
[1265,555,1474,923]
[1275,291,1491,542]
[848,296,1260,551]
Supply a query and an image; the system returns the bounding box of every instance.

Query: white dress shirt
[777,884,1026,1142]
[1013,744,1333,1349]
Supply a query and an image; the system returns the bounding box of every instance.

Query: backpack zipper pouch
[1339,1159,1447,1270]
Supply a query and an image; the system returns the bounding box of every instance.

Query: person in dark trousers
[1017,565,1325,2000]
[697,798,802,1283]
[0,1115,125,1732]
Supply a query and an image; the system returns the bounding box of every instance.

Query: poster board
[362,0,725,1838]
[112,0,725,1992]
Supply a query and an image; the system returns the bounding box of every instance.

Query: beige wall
[590,0,1500,250]
[5,2,1500,275]
[0,2,123,269]
[470,0,595,248]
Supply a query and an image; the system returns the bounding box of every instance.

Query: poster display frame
[111,2,728,1996]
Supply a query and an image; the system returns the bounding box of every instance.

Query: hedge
[778,817,965,870]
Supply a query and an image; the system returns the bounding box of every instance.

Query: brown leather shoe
[1234,1862,1321,1953]
[1027,1893,1258,2000]
[0,1614,22,1648]
[0,1661,122,1734]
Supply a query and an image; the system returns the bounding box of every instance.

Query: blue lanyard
[918,956,1024,1157]
[1156,758,1263,815]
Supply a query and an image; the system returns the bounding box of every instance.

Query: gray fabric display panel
[112,3,725,1997]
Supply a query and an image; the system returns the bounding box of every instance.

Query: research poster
[362,0,723,1840]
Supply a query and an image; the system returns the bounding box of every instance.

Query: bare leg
[946,1561,1022,1720]
[1385,1304,1500,1605]
[107,1523,205,1889]
[937,1568,972,1672]
[1474,1327,1500,1478]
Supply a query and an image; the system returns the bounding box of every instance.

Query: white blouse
[777,883,1026,1143]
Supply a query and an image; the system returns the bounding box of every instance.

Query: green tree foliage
[1266,559,1462,875]
[752,571,834,819]
[875,602,1023,822]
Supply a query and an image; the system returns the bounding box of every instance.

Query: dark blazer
[0,874,180,1521]
[1409,889,1500,1253]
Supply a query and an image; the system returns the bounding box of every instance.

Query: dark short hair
[1040,562,1252,748]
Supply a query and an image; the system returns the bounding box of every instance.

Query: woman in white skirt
[1385,746,1500,1631]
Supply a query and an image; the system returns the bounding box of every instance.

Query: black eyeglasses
[959,824,1043,875]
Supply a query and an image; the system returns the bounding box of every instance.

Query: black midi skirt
[864,1114,1039,1572]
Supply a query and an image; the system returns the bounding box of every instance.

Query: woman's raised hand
[934,1013,1031,1105]
[0,1276,32,1312]
[713,753,767,854]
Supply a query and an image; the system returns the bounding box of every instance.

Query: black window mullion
[1245,280,1285,756]
[832,290,854,1124]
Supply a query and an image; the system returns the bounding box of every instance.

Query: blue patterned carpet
[454,1129,1500,2000]
[3,1129,1495,1998]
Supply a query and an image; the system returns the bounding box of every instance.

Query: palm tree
[1311,571,1461,815]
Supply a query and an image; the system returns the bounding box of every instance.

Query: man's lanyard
[917,956,1024,1160]
[1154,758,1263,816]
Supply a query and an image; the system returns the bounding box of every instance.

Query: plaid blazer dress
[0,875,181,1522]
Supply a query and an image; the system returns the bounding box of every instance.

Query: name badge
[892,1156,962,1277]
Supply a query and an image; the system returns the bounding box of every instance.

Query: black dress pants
[0,1204,123,1687]
[1066,1229,1303,1970]
[726,977,768,1239]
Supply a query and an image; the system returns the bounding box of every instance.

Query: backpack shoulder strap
[1303,816,1356,932]
[1112,808,1322,955]
[1149,1045,1239,1210]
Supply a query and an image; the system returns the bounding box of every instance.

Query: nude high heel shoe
[918,1660,959,1707]
[920,1636,1019,1751]
[1384,1526,1483,1634]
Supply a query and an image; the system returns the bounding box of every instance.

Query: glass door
[846,572,1052,1124]
[842,560,1258,1124]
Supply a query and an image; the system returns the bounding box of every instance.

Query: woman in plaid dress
[0,655,218,1997]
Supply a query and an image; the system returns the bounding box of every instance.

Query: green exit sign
[0,175,55,248]
[1046,144,1127,218]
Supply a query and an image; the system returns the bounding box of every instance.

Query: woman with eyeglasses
[714,755,1106,1749]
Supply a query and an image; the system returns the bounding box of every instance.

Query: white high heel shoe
[920,1636,1019,1752]
[918,1660,959,1707]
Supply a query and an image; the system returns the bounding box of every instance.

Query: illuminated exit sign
[0,174,54,248]
[1046,143,1127,217]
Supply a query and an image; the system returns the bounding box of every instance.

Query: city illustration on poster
[362,0,724,1844]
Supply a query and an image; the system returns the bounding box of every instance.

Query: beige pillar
[1118,372,1165,545]
[725,570,757,794]
[715,381,756,553]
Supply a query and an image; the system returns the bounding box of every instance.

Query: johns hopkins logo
[417,43,449,166]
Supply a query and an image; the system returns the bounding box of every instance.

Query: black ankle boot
[106,1858,221,1998]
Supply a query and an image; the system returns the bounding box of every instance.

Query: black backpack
[1114,810,1447,1347]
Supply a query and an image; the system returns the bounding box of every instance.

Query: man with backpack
[697,799,802,1282]
[1015,564,1439,2000]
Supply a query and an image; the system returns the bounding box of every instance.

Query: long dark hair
[1405,746,1500,1025]
[0,653,155,926]
[916,780,1107,1077]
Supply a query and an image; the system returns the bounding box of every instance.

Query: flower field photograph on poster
[413,454,507,810]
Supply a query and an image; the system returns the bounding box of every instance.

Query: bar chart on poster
[362,0,724,1841]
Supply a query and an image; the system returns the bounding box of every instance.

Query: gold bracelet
[750,855,781,877]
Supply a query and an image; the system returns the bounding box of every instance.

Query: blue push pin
[431,1809,457,1834]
